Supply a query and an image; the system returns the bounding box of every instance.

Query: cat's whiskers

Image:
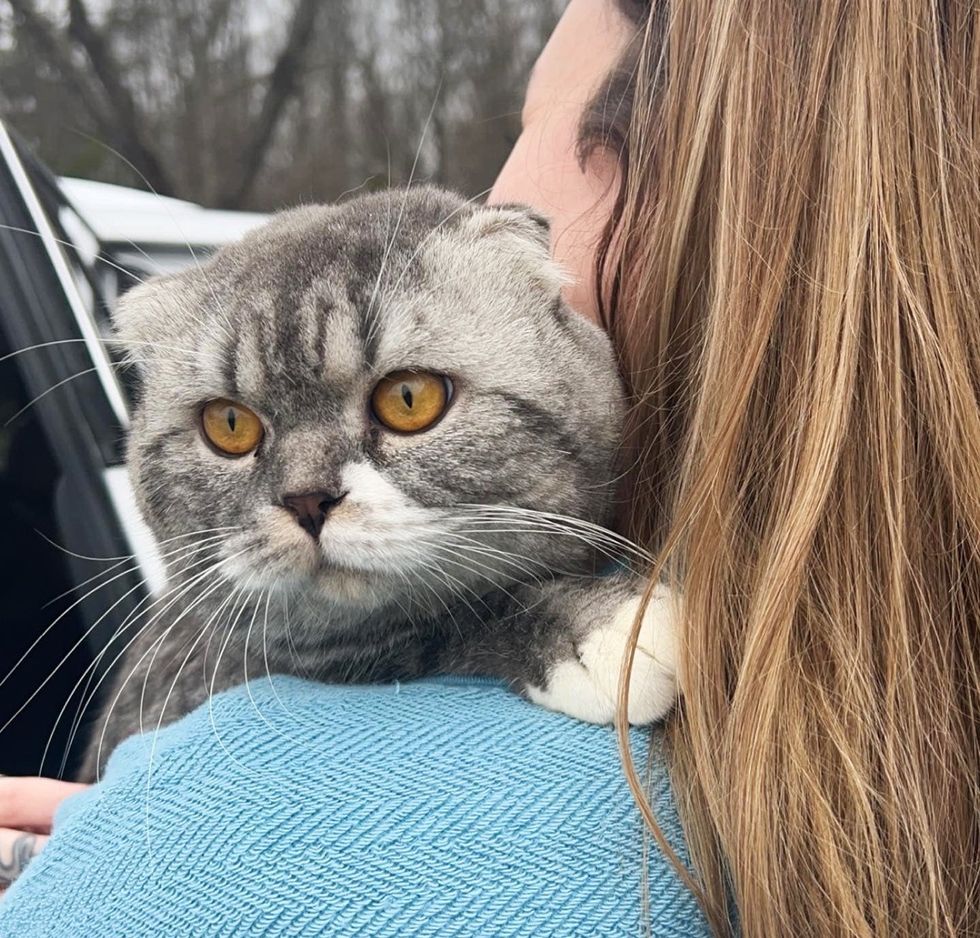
[278,591,312,682]
[201,579,271,779]
[1,530,233,706]
[84,528,232,601]
[422,538,519,592]
[453,503,653,564]
[38,537,231,775]
[42,527,238,665]
[420,539,543,620]
[434,530,553,584]
[143,580,246,792]
[199,577,252,699]
[8,365,116,426]
[93,548,251,780]
[388,570,428,633]
[455,520,636,567]
[73,132,233,344]
[40,525,242,608]
[0,336,204,366]
[0,222,152,286]
[240,589,315,760]
[392,549,465,642]
[363,83,443,345]
[138,575,239,741]
[109,233,170,279]
[3,352,202,426]
[404,539,501,629]
[42,555,136,610]
[452,521,630,567]
[34,530,139,565]
[41,537,236,774]
[260,591,303,722]
[141,582,251,856]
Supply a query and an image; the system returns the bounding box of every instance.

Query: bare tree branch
[217,0,323,207]
[202,0,237,51]
[66,0,174,195]
[2,0,558,209]
[4,0,115,133]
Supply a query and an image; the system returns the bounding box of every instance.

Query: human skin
[488,0,634,323]
[0,0,636,889]
[0,778,87,895]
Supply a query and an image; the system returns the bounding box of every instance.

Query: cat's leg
[527,578,677,725]
[454,575,679,726]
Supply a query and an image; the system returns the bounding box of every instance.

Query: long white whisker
[43,529,236,607]
[411,543,495,624]
[0,337,201,364]
[381,184,494,307]
[5,354,198,426]
[456,522,635,566]
[261,591,300,718]
[91,548,250,778]
[73,130,237,347]
[453,504,652,563]
[33,529,134,564]
[422,540,536,618]
[242,591,311,755]
[71,132,213,287]
[35,541,231,769]
[0,533,231,697]
[140,583,246,851]
[201,580,264,777]
[48,539,227,777]
[0,222,149,285]
[435,532,553,583]
[143,580,245,813]
[364,81,443,344]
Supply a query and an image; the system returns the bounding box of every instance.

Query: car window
[0,126,143,777]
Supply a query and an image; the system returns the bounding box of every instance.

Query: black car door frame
[0,121,154,764]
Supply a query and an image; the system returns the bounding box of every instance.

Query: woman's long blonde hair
[586,2,980,935]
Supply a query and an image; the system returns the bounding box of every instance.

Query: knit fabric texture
[0,676,711,937]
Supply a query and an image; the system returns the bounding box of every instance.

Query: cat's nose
[281,491,346,540]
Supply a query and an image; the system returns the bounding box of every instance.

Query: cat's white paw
[527,585,678,725]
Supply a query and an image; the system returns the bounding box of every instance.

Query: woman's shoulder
[1,677,711,937]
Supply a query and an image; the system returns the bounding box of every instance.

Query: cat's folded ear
[463,204,571,294]
[466,203,551,245]
[110,275,185,362]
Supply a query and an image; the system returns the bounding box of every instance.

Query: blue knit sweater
[0,676,710,937]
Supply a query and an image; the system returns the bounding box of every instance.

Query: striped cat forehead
[181,193,559,395]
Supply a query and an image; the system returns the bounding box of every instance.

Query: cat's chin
[303,561,386,608]
[216,537,384,613]
[229,556,390,611]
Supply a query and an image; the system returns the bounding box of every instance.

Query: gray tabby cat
[81,187,677,781]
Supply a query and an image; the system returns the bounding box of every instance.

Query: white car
[59,175,266,283]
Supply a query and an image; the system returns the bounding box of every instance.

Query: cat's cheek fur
[526,586,679,725]
[318,461,435,576]
[220,506,318,587]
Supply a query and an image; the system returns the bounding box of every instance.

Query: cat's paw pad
[526,586,677,725]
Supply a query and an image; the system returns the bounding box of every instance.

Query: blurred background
[1,0,564,208]
[0,0,563,778]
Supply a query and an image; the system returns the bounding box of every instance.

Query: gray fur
[81,187,645,779]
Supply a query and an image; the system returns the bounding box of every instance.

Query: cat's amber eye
[371,371,449,433]
[200,399,264,456]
